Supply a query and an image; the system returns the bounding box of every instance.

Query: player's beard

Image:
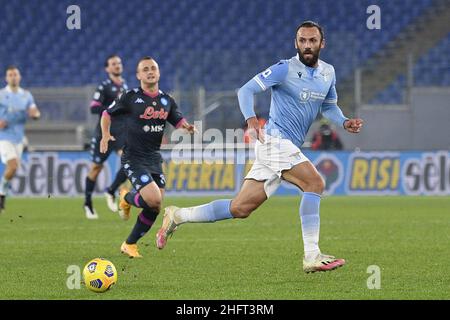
[297,47,320,67]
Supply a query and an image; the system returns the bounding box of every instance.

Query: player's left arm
[321,69,363,133]
[26,92,41,120]
[167,97,196,134]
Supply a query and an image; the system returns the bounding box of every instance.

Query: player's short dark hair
[5,65,19,73]
[104,54,120,67]
[296,21,324,41]
[136,56,156,71]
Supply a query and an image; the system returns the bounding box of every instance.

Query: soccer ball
[82,258,118,293]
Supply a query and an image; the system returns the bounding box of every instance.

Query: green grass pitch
[0,196,449,300]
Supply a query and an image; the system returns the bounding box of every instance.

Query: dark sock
[107,168,127,195]
[126,209,159,244]
[84,177,96,205]
[125,190,137,206]
[125,190,152,210]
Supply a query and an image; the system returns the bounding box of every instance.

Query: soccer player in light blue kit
[0,66,41,213]
[157,21,363,273]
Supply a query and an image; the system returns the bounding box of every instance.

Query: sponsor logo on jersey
[300,89,311,102]
[143,124,164,133]
[139,107,168,120]
[299,89,326,102]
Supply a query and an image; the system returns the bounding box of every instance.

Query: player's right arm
[100,91,131,153]
[100,110,115,153]
[90,84,106,114]
[237,61,288,142]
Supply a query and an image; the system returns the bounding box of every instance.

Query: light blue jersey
[0,86,35,143]
[238,54,347,148]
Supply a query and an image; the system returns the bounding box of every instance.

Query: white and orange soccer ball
[82,258,118,293]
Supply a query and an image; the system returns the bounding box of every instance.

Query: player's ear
[294,38,298,49]
[136,72,141,81]
[320,38,325,49]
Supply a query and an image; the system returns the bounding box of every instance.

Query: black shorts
[122,157,166,191]
[90,135,125,164]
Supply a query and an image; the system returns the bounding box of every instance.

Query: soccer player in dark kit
[100,56,195,258]
[84,54,129,219]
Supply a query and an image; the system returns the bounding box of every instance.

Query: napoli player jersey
[0,86,36,143]
[90,78,128,138]
[106,87,185,170]
[244,54,347,148]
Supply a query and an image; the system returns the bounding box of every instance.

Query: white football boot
[155,206,181,249]
[104,192,118,213]
[84,204,99,220]
[303,253,346,273]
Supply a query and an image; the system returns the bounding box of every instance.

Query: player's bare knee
[8,163,18,174]
[304,176,325,194]
[230,201,252,219]
[141,194,162,211]
[6,160,18,176]
[89,164,103,179]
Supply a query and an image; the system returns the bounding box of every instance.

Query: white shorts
[0,140,24,164]
[244,134,309,197]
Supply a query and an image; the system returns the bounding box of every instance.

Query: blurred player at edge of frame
[84,55,129,219]
[156,21,364,273]
[100,56,195,258]
[0,66,41,213]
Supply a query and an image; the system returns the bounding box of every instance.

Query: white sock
[0,176,10,196]
[175,199,233,224]
[300,192,322,262]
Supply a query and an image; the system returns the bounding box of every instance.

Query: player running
[0,66,41,213]
[100,56,195,258]
[156,21,364,273]
[84,55,129,219]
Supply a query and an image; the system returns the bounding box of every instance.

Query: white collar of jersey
[5,86,24,94]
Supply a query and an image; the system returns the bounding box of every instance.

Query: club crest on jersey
[139,107,168,120]
[160,97,168,106]
[320,71,329,82]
